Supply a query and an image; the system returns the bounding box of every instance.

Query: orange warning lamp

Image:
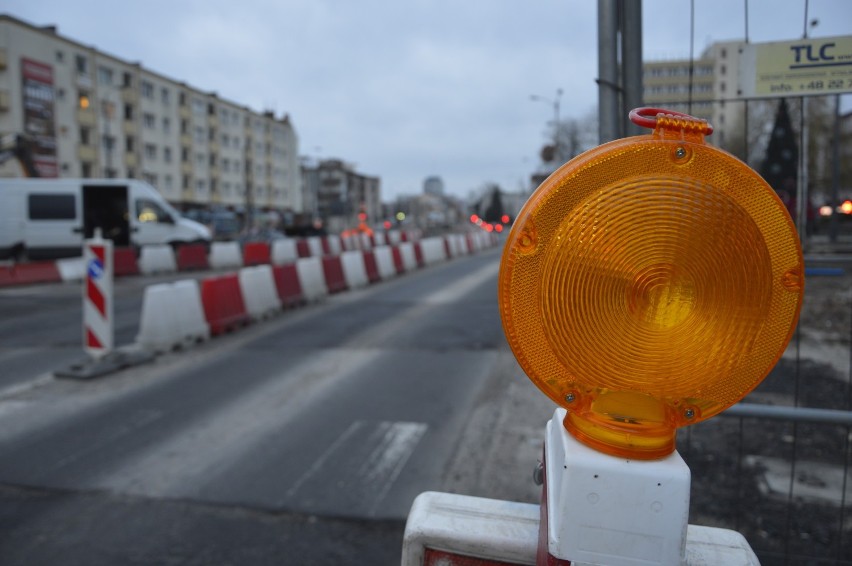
[499,108,804,460]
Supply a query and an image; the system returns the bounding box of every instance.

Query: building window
[194,126,206,143]
[141,81,154,99]
[75,54,88,75]
[102,135,116,151]
[164,147,172,163]
[192,98,205,115]
[123,72,133,88]
[162,117,171,133]
[126,136,135,152]
[97,66,113,85]
[181,147,190,162]
[183,175,191,189]
[165,175,173,192]
[161,88,170,105]
[124,104,134,120]
[143,113,156,129]
[82,162,93,177]
[181,119,189,135]
[80,127,91,145]
[721,48,727,58]
[127,168,135,178]
[55,51,65,63]
[145,144,157,160]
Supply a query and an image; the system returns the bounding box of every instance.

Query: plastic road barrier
[321,256,348,294]
[271,239,298,265]
[306,236,323,258]
[398,243,418,272]
[295,256,328,301]
[176,243,210,271]
[340,250,369,289]
[243,242,271,266]
[373,246,396,280]
[272,264,304,307]
[238,265,282,320]
[138,244,177,275]
[362,251,381,284]
[200,274,250,335]
[209,242,243,270]
[296,239,311,258]
[113,247,140,277]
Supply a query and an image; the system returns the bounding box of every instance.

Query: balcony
[123,120,137,135]
[0,90,9,112]
[125,153,138,168]
[121,88,138,104]
[78,144,97,162]
[77,107,96,126]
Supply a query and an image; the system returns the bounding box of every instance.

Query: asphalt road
[0,246,553,565]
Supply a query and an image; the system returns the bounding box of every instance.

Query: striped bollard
[83,229,114,359]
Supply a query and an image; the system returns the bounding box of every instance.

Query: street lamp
[530,88,563,158]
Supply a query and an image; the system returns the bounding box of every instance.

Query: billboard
[21,57,58,177]
[738,35,852,98]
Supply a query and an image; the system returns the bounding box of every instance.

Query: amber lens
[499,136,803,459]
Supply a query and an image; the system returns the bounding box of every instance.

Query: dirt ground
[683,264,852,565]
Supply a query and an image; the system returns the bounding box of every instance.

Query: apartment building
[302,159,381,234]
[0,14,301,215]
[643,40,746,149]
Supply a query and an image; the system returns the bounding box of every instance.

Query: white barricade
[138,244,177,275]
[326,236,342,256]
[307,236,323,258]
[295,256,328,301]
[238,265,282,320]
[209,242,243,270]
[360,233,372,250]
[136,283,181,352]
[402,492,539,566]
[398,243,418,272]
[420,237,446,266]
[136,280,210,352]
[373,232,387,246]
[373,246,396,280]
[341,250,369,289]
[272,238,299,265]
[342,236,359,251]
[388,230,402,246]
[56,257,85,281]
[453,234,469,256]
[172,279,211,344]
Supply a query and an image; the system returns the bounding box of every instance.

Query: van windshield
[136,198,173,223]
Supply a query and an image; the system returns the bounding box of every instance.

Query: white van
[0,178,211,260]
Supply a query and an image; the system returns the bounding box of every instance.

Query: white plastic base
[543,408,691,566]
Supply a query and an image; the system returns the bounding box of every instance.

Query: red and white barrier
[306,236,324,258]
[242,242,271,266]
[176,244,210,271]
[341,250,369,289]
[272,239,298,265]
[138,244,177,275]
[238,265,282,320]
[398,243,418,272]
[295,256,328,301]
[84,234,113,358]
[373,246,396,280]
[209,242,242,270]
[321,256,349,294]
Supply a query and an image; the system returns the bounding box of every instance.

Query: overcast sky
[5,0,852,201]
